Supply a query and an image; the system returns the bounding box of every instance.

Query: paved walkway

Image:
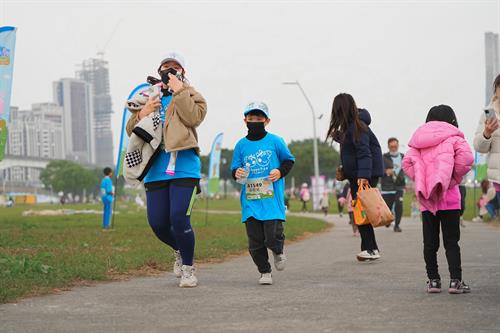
[1,215,499,332]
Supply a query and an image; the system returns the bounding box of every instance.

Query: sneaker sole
[448,288,466,294]
[259,281,273,285]
[179,283,197,288]
[427,288,441,293]
[356,256,378,262]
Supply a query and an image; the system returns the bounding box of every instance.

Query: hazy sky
[2,0,499,163]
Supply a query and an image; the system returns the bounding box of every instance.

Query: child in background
[411,195,420,220]
[320,191,330,216]
[403,105,474,294]
[473,179,498,221]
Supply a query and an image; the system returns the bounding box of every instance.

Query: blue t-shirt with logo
[231,133,295,223]
[100,176,113,202]
[143,95,201,184]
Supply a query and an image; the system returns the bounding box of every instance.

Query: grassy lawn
[207,188,483,221]
[0,202,328,303]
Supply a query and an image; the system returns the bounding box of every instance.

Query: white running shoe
[273,252,286,271]
[259,273,273,285]
[179,265,198,288]
[356,250,379,261]
[173,250,182,278]
[372,249,381,259]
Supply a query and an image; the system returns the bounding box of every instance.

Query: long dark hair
[492,74,500,96]
[326,93,366,143]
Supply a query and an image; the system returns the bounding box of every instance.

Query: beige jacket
[126,84,207,154]
[473,98,500,183]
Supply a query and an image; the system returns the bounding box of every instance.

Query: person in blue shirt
[127,52,206,288]
[100,167,114,230]
[231,102,295,285]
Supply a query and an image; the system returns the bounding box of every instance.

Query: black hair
[425,105,458,128]
[326,93,366,143]
[388,137,399,145]
[103,167,112,176]
[245,110,268,119]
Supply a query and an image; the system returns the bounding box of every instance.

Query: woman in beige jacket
[126,52,207,288]
[474,74,500,219]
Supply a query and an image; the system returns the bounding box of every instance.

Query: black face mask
[246,121,266,137]
[160,68,178,85]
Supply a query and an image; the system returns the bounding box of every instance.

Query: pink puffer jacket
[402,121,474,215]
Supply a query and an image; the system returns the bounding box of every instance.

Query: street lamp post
[283,81,320,210]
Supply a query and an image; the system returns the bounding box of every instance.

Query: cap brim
[244,109,269,118]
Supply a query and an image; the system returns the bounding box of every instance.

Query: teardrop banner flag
[0,26,17,162]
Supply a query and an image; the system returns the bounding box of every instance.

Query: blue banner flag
[0,26,17,161]
[115,83,150,176]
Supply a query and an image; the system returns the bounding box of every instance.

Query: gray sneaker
[273,252,286,271]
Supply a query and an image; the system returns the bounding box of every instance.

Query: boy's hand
[269,169,281,182]
[235,168,247,179]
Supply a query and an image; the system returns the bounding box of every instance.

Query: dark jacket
[381,152,406,191]
[340,109,384,180]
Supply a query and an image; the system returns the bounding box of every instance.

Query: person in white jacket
[474,74,500,219]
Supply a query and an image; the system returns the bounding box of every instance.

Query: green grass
[0,202,328,303]
[207,187,483,221]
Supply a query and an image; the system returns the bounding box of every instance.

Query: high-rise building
[76,57,114,167]
[53,78,95,164]
[4,103,65,186]
[485,32,499,104]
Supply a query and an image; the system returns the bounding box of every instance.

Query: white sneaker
[372,249,381,259]
[472,216,483,222]
[259,273,273,285]
[173,250,182,278]
[356,250,378,262]
[179,265,198,288]
[273,252,286,271]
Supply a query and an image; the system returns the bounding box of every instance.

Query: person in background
[300,183,310,212]
[472,179,498,222]
[334,179,348,217]
[381,137,405,232]
[345,186,358,236]
[458,179,467,227]
[319,190,330,216]
[100,167,114,230]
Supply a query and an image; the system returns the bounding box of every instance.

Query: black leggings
[349,178,379,251]
[421,210,462,280]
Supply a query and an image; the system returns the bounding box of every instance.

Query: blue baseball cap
[244,101,270,118]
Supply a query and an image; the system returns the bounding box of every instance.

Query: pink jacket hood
[403,121,474,214]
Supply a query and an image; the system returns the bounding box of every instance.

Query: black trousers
[421,210,462,280]
[349,178,379,251]
[382,190,404,227]
[459,185,466,217]
[245,217,285,273]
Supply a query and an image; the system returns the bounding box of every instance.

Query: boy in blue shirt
[231,102,295,285]
[100,167,114,230]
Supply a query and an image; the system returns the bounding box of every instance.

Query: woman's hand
[357,178,369,187]
[167,73,183,93]
[483,117,500,139]
[269,169,281,182]
[139,96,161,120]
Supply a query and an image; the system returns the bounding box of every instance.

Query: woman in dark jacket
[326,93,384,261]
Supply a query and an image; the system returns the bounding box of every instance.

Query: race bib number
[246,178,274,200]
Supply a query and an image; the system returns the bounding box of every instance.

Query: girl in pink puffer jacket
[402,105,474,295]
